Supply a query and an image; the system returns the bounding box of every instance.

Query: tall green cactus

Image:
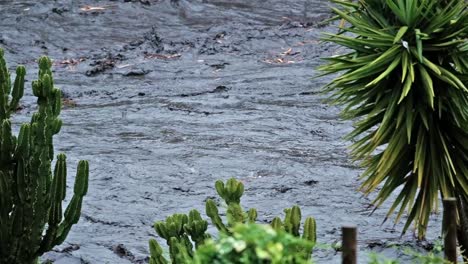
[149,178,317,263]
[0,50,89,264]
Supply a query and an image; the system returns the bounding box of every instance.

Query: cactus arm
[0,170,8,217]
[283,206,301,237]
[9,66,25,113]
[38,56,53,80]
[226,203,245,227]
[247,208,257,223]
[38,154,67,253]
[51,87,62,118]
[155,214,189,243]
[205,199,229,233]
[50,154,67,224]
[0,120,14,164]
[301,217,317,259]
[214,180,225,200]
[0,120,15,257]
[16,124,31,158]
[270,217,283,231]
[14,158,27,204]
[184,210,210,248]
[152,212,209,263]
[166,236,194,264]
[291,206,302,236]
[149,239,169,264]
[27,129,50,258]
[226,178,241,203]
[213,178,251,229]
[177,238,193,264]
[283,208,292,234]
[9,206,25,262]
[168,237,181,263]
[282,207,316,259]
[302,217,316,244]
[155,221,170,241]
[216,178,244,204]
[0,170,12,259]
[181,234,194,257]
[0,49,11,120]
[52,160,89,246]
[72,160,89,196]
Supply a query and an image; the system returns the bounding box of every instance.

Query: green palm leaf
[321,0,468,238]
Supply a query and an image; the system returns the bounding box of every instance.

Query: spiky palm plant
[319,0,468,247]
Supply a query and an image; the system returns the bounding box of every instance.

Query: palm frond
[321,0,468,238]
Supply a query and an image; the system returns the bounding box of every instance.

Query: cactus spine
[0,50,89,264]
[149,178,317,262]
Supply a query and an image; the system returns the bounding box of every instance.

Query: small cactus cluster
[205,179,258,233]
[271,206,317,260]
[149,211,210,264]
[0,49,89,264]
[149,178,316,263]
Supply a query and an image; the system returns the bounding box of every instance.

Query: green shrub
[367,242,449,264]
[193,223,314,264]
[320,0,468,240]
[0,50,89,264]
[148,178,316,264]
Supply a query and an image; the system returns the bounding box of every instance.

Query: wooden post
[342,226,357,264]
[443,198,457,263]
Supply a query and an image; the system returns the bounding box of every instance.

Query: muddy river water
[0,0,442,263]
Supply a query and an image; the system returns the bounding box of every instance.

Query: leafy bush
[193,223,314,264]
[0,50,89,264]
[148,178,316,264]
[368,242,449,264]
[320,0,468,239]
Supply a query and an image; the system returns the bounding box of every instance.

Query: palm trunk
[456,195,468,262]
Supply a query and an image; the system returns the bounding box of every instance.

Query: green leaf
[417,65,435,108]
[393,26,408,44]
[366,54,402,87]
[415,29,423,62]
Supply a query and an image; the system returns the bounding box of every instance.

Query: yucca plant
[319,0,468,254]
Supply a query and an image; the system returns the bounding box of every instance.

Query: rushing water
[0,1,442,263]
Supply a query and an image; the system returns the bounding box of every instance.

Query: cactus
[149,178,317,262]
[284,206,302,236]
[149,210,210,264]
[215,177,244,204]
[0,50,89,264]
[183,210,210,247]
[149,239,168,264]
[247,208,257,223]
[303,217,317,244]
[205,178,257,233]
[270,206,316,260]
